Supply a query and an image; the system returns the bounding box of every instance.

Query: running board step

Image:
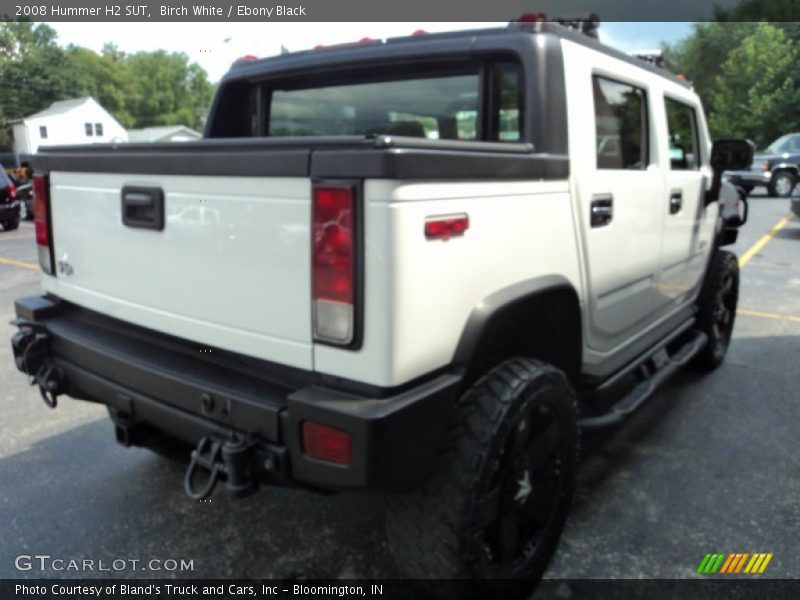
[579,331,708,430]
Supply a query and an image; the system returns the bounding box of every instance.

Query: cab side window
[593,76,648,170]
[665,98,700,170]
[493,62,522,142]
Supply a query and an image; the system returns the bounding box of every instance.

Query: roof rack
[510,12,600,39]
[553,13,600,39]
[631,49,666,69]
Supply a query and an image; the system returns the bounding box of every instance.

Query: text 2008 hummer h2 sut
[11,20,752,582]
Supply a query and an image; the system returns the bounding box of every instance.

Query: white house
[10,97,128,154]
[126,125,202,143]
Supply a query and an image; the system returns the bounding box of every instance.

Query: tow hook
[184,436,256,500]
[11,325,65,409]
[35,363,66,409]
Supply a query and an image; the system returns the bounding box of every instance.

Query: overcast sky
[48,22,693,82]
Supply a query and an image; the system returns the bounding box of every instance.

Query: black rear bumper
[11,295,461,492]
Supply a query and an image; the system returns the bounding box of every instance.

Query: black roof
[223,21,691,89]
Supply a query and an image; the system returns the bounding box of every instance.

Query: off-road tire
[2,217,20,231]
[694,250,739,371]
[768,171,796,198]
[385,358,579,587]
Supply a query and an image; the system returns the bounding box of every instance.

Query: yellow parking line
[0,232,34,241]
[0,256,37,270]
[738,213,794,268]
[738,308,800,324]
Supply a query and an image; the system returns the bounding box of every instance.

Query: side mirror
[711,139,754,171]
[707,139,754,205]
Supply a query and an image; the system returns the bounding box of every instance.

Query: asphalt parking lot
[1,195,798,584]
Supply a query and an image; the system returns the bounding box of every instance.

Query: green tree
[713,0,800,47]
[0,22,213,136]
[0,106,12,151]
[0,20,58,60]
[709,22,799,147]
[714,0,800,23]
[125,51,213,129]
[62,44,137,128]
[663,22,757,118]
[0,22,72,120]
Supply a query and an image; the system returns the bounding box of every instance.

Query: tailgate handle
[122,186,164,231]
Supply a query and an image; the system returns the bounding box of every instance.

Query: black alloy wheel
[386,358,580,588]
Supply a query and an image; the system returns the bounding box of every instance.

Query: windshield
[766,134,800,153]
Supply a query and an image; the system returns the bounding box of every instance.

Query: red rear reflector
[517,12,547,23]
[424,214,469,241]
[313,185,354,304]
[33,174,49,247]
[8,181,16,199]
[302,421,352,464]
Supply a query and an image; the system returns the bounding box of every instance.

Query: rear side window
[665,98,700,170]
[493,62,522,141]
[593,76,647,170]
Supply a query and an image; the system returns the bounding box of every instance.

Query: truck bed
[33,136,566,371]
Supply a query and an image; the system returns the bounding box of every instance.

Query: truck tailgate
[44,171,313,369]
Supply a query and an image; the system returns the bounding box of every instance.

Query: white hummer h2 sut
[11,20,752,583]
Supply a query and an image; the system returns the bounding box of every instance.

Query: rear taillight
[302,421,352,464]
[8,181,16,199]
[33,174,53,275]
[312,184,355,345]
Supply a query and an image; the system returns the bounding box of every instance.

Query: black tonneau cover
[32,136,568,180]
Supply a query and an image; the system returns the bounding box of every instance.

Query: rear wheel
[694,250,739,371]
[768,171,795,197]
[386,358,579,585]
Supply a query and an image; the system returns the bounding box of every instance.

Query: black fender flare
[452,275,582,379]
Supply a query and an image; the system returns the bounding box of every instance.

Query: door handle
[121,186,165,230]
[590,194,613,227]
[669,191,683,215]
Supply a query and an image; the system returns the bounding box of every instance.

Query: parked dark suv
[0,168,21,231]
[727,133,800,197]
